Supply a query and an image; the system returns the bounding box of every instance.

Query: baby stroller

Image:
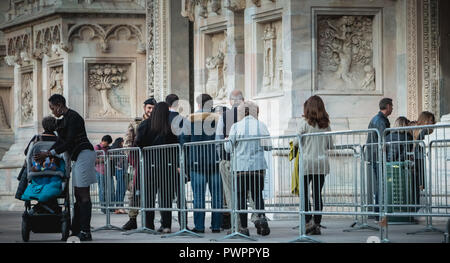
[21,140,71,242]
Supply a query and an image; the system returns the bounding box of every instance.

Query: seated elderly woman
[224,101,272,237]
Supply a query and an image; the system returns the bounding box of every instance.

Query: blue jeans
[96,172,115,209]
[114,168,127,207]
[190,170,223,230]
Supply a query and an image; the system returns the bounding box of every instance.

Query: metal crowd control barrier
[381,124,450,242]
[220,135,299,241]
[94,148,142,232]
[290,129,383,243]
[182,140,230,239]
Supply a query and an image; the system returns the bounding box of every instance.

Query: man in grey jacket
[224,101,272,237]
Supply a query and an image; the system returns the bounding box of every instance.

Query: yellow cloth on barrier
[289,141,300,196]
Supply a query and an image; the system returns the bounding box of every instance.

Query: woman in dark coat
[135,102,179,233]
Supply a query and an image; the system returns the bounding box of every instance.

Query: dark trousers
[303,174,325,224]
[144,171,175,229]
[371,163,380,213]
[236,171,265,228]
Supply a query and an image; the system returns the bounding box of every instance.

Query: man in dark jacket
[180,94,223,233]
[215,89,244,230]
[366,98,393,215]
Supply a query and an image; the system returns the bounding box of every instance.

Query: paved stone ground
[0,210,448,243]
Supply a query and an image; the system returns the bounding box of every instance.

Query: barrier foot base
[407,225,444,235]
[121,227,158,235]
[92,224,124,232]
[343,223,379,232]
[161,228,203,239]
[288,235,322,243]
[212,231,258,242]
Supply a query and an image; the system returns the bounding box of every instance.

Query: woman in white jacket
[294,95,333,235]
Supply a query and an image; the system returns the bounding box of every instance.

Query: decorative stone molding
[152,0,170,101]
[223,0,246,12]
[33,24,64,59]
[407,0,419,121]
[251,0,275,7]
[146,0,156,98]
[5,0,54,23]
[6,32,32,66]
[422,0,440,119]
[68,23,146,54]
[181,0,222,21]
[88,64,128,118]
[20,72,33,124]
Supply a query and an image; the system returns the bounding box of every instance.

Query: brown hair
[303,95,330,129]
[394,116,410,128]
[414,111,436,139]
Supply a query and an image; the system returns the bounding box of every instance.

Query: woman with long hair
[412,111,436,210]
[294,95,333,235]
[135,102,179,233]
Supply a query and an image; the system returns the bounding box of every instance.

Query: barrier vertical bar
[93,150,123,232]
[163,144,201,238]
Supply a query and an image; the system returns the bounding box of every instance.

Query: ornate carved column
[422,0,440,119]
[407,0,419,120]
[150,0,170,102]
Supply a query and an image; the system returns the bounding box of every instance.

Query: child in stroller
[18,116,71,242]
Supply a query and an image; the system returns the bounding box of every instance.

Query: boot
[254,216,270,236]
[71,202,80,236]
[78,201,92,238]
[145,211,155,230]
[122,218,137,230]
[221,213,231,230]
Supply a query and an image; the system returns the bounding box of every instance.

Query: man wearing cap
[122,97,157,230]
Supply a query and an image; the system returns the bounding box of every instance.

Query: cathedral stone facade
[0,0,448,209]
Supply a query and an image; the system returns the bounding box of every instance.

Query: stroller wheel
[22,217,30,242]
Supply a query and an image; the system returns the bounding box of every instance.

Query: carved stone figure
[318,15,375,91]
[21,73,33,123]
[262,23,276,92]
[88,64,128,118]
[205,51,225,99]
[49,66,63,96]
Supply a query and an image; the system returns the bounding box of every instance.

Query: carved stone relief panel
[87,63,131,119]
[20,72,33,125]
[48,65,63,96]
[315,13,381,95]
[260,20,282,94]
[205,31,227,101]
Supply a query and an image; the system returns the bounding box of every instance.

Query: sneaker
[77,231,92,241]
[212,229,221,233]
[122,218,137,231]
[254,217,270,236]
[191,228,205,233]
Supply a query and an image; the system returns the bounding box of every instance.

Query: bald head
[229,90,244,106]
